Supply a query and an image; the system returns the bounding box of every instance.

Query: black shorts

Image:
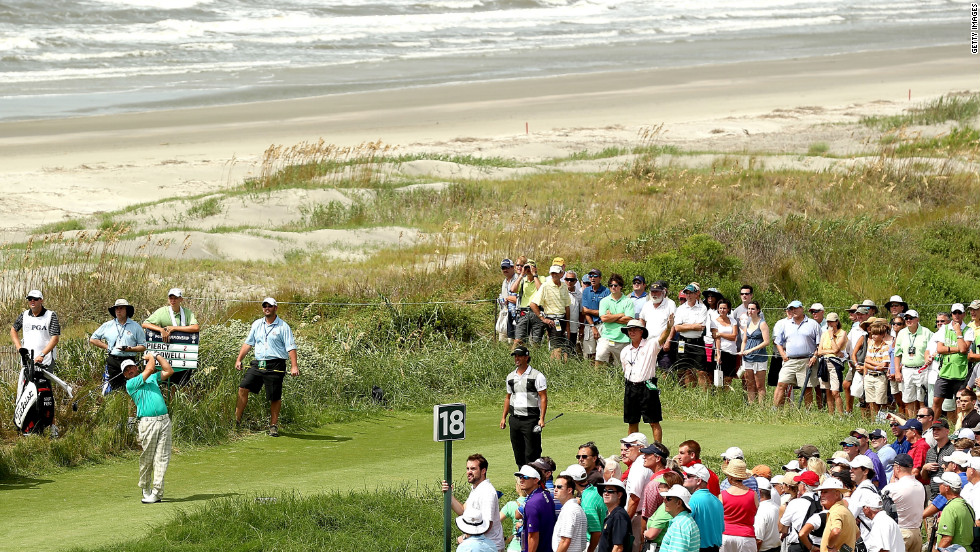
[624,379,662,424]
[718,351,738,378]
[239,359,287,401]
[934,376,967,399]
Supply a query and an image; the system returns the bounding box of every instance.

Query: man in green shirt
[124,353,174,504]
[142,288,200,386]
[596,273,633,368]
[930,303,975,418]
[934,472,974,550]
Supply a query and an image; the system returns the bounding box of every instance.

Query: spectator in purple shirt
[517,464,556,552]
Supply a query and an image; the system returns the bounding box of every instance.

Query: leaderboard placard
[145,329,200,370]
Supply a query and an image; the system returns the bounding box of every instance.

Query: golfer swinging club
[123,353,174,504]
[234,297,299,437]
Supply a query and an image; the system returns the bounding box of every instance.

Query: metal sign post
[434,403,466,552]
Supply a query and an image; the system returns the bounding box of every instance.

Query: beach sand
[0,45,974,246]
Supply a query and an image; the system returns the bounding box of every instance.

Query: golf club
[532,412,563,433]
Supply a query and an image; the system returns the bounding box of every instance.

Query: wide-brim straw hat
[621,319,649,339]
[723,458,749,480]
[109,298,135,318]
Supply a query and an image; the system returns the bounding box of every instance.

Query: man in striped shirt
[501,346,548,468]
[661,485,700,552]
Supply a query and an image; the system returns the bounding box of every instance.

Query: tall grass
[861,93,980,130]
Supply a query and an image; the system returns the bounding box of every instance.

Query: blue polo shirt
[774,316,821,358]
[581,285,610,325]
[245,316,296,360]
[688,488,723,547]
[522,487,556,552]
[92,318,147,357]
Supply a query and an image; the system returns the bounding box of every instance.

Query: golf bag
[13,348,72,435]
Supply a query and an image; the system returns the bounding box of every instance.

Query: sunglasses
[890,423,900,427]
[601,488,620,494]
[27,297,41,301]
[575,455,592,459]
[564,278,576,282]
[517,475,533,480]
[842,444,857,447]
[892,322,905,326]
[554,485,566,490]
[916,414,929,418]
[609,284,622,288]
[740,292,751,296]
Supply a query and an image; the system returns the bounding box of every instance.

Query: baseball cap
[869,429,886,440]
[588,268,601,277]
[756,477,772,491]
[683,464,710,482]
[683,283,700,293]
[969,457,980,471]
[851,428,870,438]
[894,453,914,468]
[514,465,541,479]
[934,472,962,490]
[560,464,587,482]
[261,297,277,306]
[752,465,772,479]
[932,419,951,430]
[651,280,668,291]
[786,300,803,309]
[782,460,801,471]
[511,346,530,357]
[943,450,972,467]
[794,471,820,486]
[829,457,851,467]
[856,306,871,314]
[957,428,976,440]
[120,359,137,370]
[633,275,646,284]
[826,312,840,322]
[900,420,923,433]
[970,300,980,311]
[809,303,824,312]
[26,289,43,300]
[840,436,860,446]
[849,455,873,470]
[795,444,820,459]
[640,443,669,459]
[904,309,920,319]
[721,446,745,460]
[552,257,565,266]
[500,258,514,268]
[549,265,563,274]
[621,432,648,447]
[847,304,860,313]
[952,303,966,313]
[168,288,183,297]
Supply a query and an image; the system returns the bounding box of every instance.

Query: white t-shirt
[803,511,825,546]
[961,482,980,520]
[780,492,817,543]
[467,479,505,550]
[625,457,653,501]
[714,315,738,354]
[552,498,588,552]
[864,510,905,552]
[754,499,782,550]
[848,480,878,539]
[639,298,676,342]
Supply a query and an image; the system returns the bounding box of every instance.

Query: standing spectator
[898,420,930,482]
[498,259,519,342]
[564,464,604,552]
[442,453,506,551]
[577,442,604,487]
[553,474,588,552]
[739,301,770,404]
[639,280,677,371]
[869,429,896,483]
[684,464,725,552]
[516,465,557,552]
[90,298,147,394]
[925,313,952,409]
[597,478,632,552]
[529,265,573,360]
[863,320,893,419]
[845,455,879,539]
[884,296,908,318]
[720,459,758,552]
[810,304,827,330]
[895,310,932,419]
[753,478,780,552]
[670,283,712,389]
[719,447,758,495]
[643,472,683,549]
[779,471,820,552]
[620,318,672,442]
[456,509,499,552]
[565,272,583,354]
[512,260,545,348]
[233,298,299,437]
[772,301,822,407]
[676,440,722,496]
[500,347,548,468]
[934,472,974,550]
[714,300,739,390]
[123,354,174,504]
[581,270,610,361]
[660,485,701,552]
[844,304,872,414]
[733,285,763,327]
[628,276,648,319]
[141,288,201,386]
[501,480,529,552]
[596,274,633,368]
[882,453,925,552]
[931,303,975,419]
[624,438,654,550]
[11,289,60,370]
[639,443,673,527]
[816,312,848,414]
[815,478,857,552]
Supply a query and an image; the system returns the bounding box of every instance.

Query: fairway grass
[0,407,856,552]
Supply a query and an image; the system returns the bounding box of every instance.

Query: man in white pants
[123,353,174,504]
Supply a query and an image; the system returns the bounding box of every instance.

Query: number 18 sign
[433,403,466,442]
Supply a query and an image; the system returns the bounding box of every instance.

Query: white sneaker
[141,492,160,504]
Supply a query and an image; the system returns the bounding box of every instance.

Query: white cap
[809,303,824,312]
[683,464,711,482]
[782,460,801,471]
[26,290,43,300]
[968,457,980,471]
[849,455,874,470]
[120,359,137,371]
[262,297,278,306]
[934,472,962,490]
[602,477,626,493]
[168,288,183,297]
[904,309,920,319]
[952,303,966,313]
[514,465,541,479]
[662,484,692,510]
[956,428,976,440]
[770,475,786,485]
[621,432,648,447]
[549,265,563,274]
[721,446,745,460]
[756,477,772,491]
[943,450,972,467]
[864,495,884,509]
[829,457,851,467]
[560,464,587,482]
[814,477,845,491]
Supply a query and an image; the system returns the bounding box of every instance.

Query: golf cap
[770,475,786,485]
[826,312,840,322]
[455,509,490,535]
[552,257,565,266]
[904,310,920,319]
[168,288,183,297]
[943,450,972,467]
[588,269,601,277]
[869,429,886,440]
[970,300,980,311]
[602,478,626,493]
[863,496,885,510]
[560,464,587,482]
[856,306,871,314]
[862,299,878,310]
[511,346,530,357]
[829,457,851,467]
[894,454,914,468]
[847,304,860,313]
[814,477,845,492]
[262,297,277,306]
[752,465,772,479]
[514,465,541,479]
[794,471,820,486]
[683,283,700,293]
[651,280,668,291]
[840,436,860,446]
[529,458,555,474]
[549,265,563,274]
[633,275,646,284]
[662,484,692,510]
[756,477,772,491]
[849,455,873,470]
[683,464,710,482]
[721,446,745,460]
[786,300,803,309]
[500,258,514,268]
[809,303,824,312]
[795,444,820,459]
[969,457,980,471]
[957,428,976,440]
[900,420,923,433]
[952,303,966,313]
[851,428,870,438]
[26,290,43,300]
[934,472,962,490]
[120,359,137,370]
[621,432,648,447]
[932,419,951,430]
[640,443,669,459]
[782,460,801,471]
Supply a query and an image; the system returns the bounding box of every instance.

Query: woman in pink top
[720,459,758,552]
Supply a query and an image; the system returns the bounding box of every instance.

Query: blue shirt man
[581,273,610,329]
[684,466,724,549]
[773,305,822,358]
[522,484,556,552]
[245,316,296,360]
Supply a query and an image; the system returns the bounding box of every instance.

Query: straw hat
[723,458,749,480]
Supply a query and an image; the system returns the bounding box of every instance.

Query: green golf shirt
[599,294,634,343]
[126,372,168,418]
[895,326,932,367]
[581,484,607,534]
[937,497,975,548]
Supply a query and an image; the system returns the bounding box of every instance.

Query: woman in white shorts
[863,320,892,418]
[816,312,848,415]
[739,301,770,404]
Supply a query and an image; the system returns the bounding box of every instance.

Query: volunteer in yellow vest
[142,288,200,387]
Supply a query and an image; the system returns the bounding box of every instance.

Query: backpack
[879,490,899,522]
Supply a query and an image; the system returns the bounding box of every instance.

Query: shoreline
[0,44,974,235]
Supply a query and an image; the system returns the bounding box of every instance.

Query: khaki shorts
[819,359,842,392]
[778,357,817,388]
[596,339,626,366]
[863,371,888,404]
[582,324,600,355]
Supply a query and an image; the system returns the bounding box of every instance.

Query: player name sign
[145,329,200,370]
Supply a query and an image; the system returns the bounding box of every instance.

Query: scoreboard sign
[145,329,199,370]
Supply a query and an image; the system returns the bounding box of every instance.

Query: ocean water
[0,0,967,121]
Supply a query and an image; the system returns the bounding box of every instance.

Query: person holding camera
[510,259,545,347]
[90,298,147,394]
